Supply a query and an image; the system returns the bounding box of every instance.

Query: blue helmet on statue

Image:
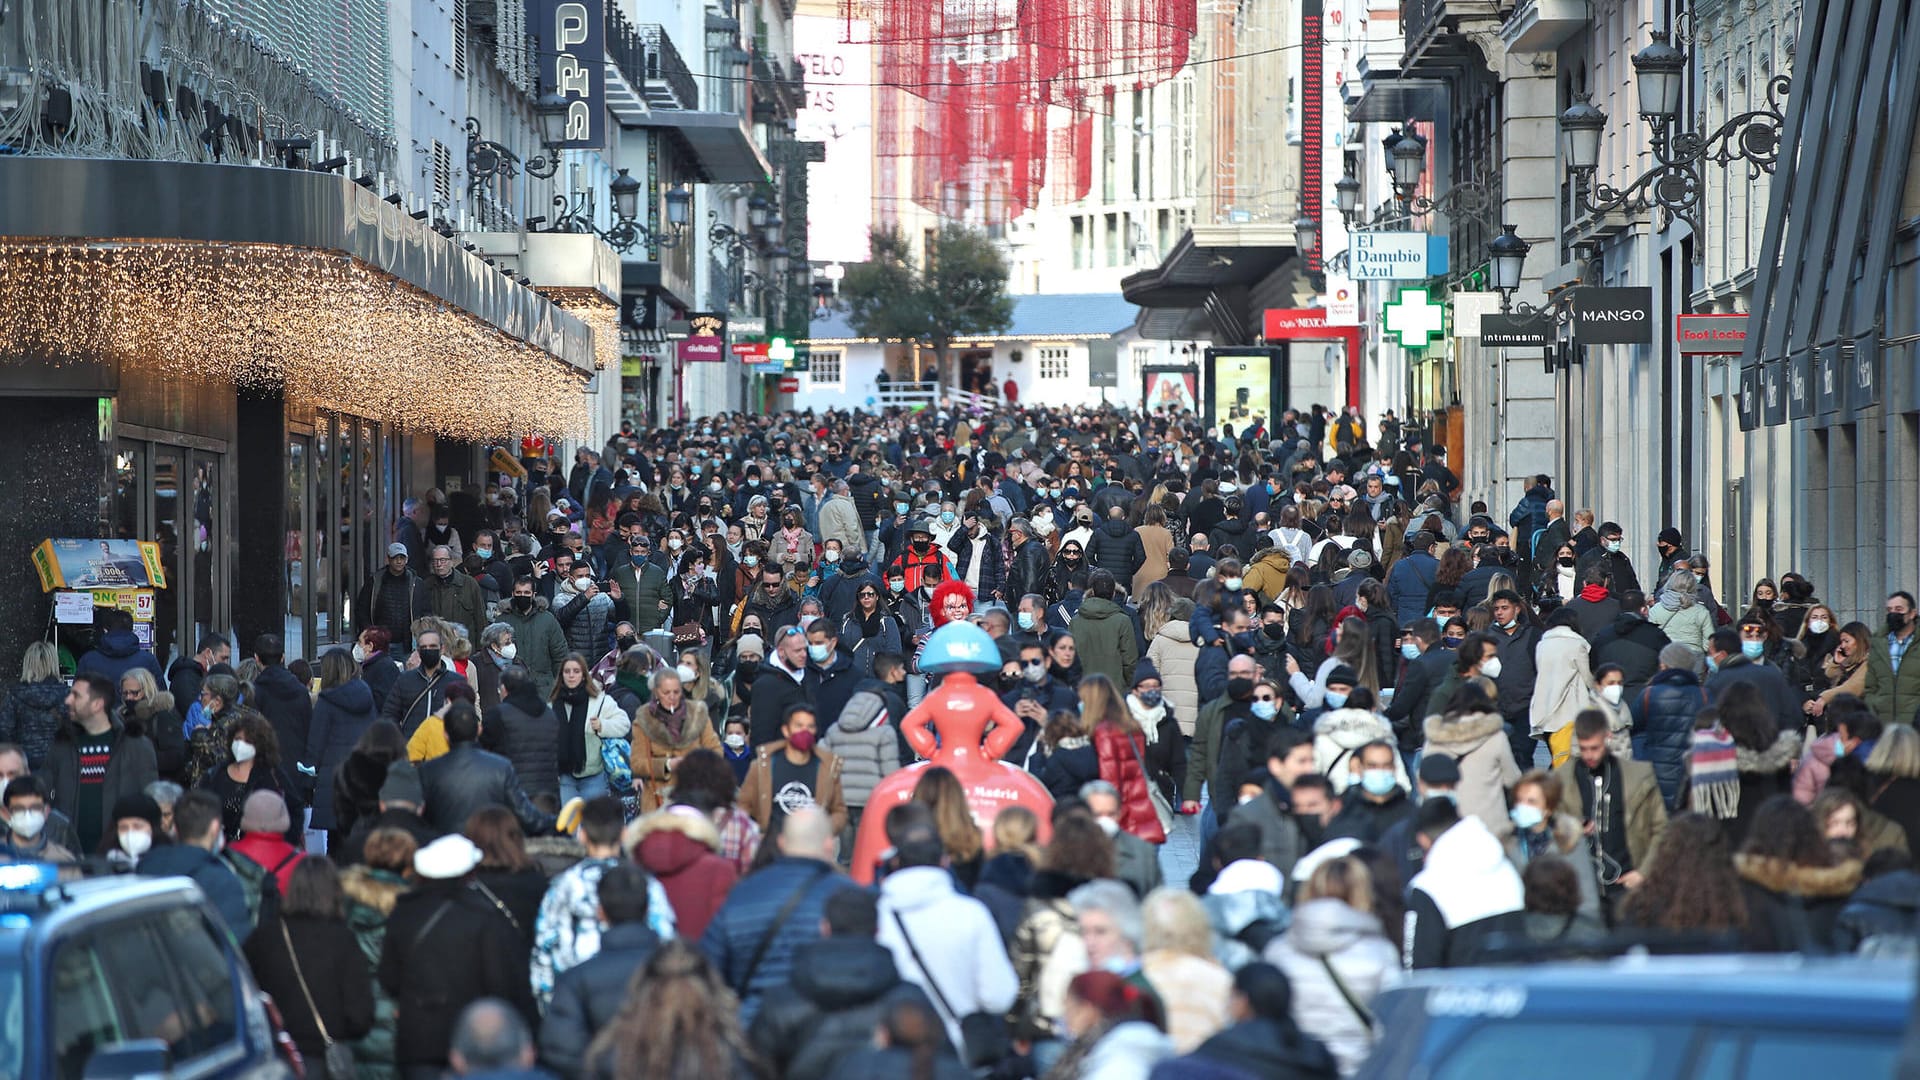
[918,621,1000,675]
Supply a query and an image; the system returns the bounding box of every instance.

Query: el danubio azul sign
[1350,232,1448,280]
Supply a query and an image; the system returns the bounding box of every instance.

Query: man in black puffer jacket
[484,665,562,803]
[248,635,314,767]
[1087,505,1145,584]
[539,865,663,1078]
[1631,644,1708,810]
[749,889,945,1080]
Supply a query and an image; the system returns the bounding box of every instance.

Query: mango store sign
[1677,313,1748,355]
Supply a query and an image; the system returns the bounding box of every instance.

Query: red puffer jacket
[1093,721,1167,844]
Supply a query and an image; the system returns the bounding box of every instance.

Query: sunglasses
[1252,693,1278,702]
[775,626,804,640]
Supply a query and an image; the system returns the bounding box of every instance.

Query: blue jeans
[561,772,609,804]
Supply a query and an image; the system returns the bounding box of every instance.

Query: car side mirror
[83,1039,173,1080]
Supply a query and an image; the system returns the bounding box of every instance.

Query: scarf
[1578,583,1611,603]
[1689,723,1740,819]
[1126,696,1165,744]
[649,699,688,743]
[1659,588,1688,611]
[557,685,591,775]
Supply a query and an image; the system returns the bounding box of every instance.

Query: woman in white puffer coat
[1263,855,1403,1076]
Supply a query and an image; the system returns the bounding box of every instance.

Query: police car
[1359,953,1912,1080]
[0,864,292,1079]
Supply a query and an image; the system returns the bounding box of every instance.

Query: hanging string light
[540,287,622,372]
[0,241,592,439]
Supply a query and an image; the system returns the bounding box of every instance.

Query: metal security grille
[433,140,453,204]
[454,0,469,77]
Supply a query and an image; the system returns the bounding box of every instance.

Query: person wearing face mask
[1210,678,1292,838]
[738,704,847,834]
[887,518,952,601]
[382,627,468,738]
[1384,620,1451,755]
[425,544,486,652]
[1705,625,1802,733]
[1047,542,1088,610]
[1498,770,1606,935]
[198,712,305,843]
[497,576,571,697]
[0,775,77,864]
[611,531,670,638]
[1865,591,1920,727]
[1573,522,1641,597]
[806,621,861,735]
[1323,738,1415,845]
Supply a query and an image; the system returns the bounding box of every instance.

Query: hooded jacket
[1071,595,1139,689]
[820,678,904,807]
[1724,728,1802,849]
[1311,708,1410,795]
[379,879,537,1067]
[309,678,379,830]
[1420,711,1521,840]
[1632,668,1705,809]
[252,663,315,767]
[1834,869,1920,954]
[1528,626,1596,739]
[876,864,1019,1051]
[1088,517,1146,583]
[487,687,563,801]
[1734,854,1863,953]
[341,865,409,1080]
[1153,1017,1341,1080]
[1404,815,1526,969]
[1589,612,1669,699]
[751,936,944,1080]
[626,806,738,940]
[1145,620,1203,733]
[496,599,571,697]
[1206,859,1290,971]
[1263,898,1402,1076]
[75,628,165,686]
[1241,549,1295,607]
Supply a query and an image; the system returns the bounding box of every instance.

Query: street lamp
[1632,32,1688,123]
[1559,95,1607,175]
[664,184,693,231]
[535,93,572,150]
[609,169,641,222]
[747,193,771,230]
[1489,223,1530,310]
[1389,128,1428,197]
[1334,173,1361,219]
[1293,211,1319,256]
[1557,28,1789,262]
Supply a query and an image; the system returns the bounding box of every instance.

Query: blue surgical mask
[1605,540,1622,553]
[807,643,832,662]
[941,511,955,525]
[1251,700,1278,721]
[896,501,911,515]
[1509,803,1545,830]
[1741,639,1765,660]
[1400,642,1421,661]
[1018,611,1036,631]
[1325,691,1349,709]
[1707,654,1720,672]
[1360,769,1398,797]
[1223,576,1244,591]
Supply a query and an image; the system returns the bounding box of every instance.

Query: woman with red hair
[1048,970,1172,1079]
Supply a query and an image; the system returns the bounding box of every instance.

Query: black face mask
[736,659,761,682]
[1227,676,1255,700]
[417,648,441,669]
[912,539,932,553]
[511,595,534,614]
[1558,557,1575,568]
[1889,611,1909,633]
[617,635,638,651]
[1263,622,1287,639]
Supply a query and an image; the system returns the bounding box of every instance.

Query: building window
[1132,344,1155,370]
[1072,217,1086,269]
[1104,214,1118,267]
[1038,346,1072,380]
[432,140,452,205]
[808,350,844,387]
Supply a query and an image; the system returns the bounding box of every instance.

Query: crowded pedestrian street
[4,0,1920,1074]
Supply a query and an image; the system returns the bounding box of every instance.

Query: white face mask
[9,809,46,839]
[724,733,747,749]
[1093,815,1120,837]
[1807,619,1831,635]
[120,828,153,857]
[676,663,698,684]
[231,740,257,764]
[351,643,369,664]
[1480,656,1503,681]
[496,642,518,662]
[1599,683,1624,705]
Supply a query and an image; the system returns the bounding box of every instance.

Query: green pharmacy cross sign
[1383,288,1447,349]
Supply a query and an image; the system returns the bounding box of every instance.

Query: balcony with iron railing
[607,6,699,111]
[750,49,805,120]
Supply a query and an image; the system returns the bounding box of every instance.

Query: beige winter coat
[1134,524,1175,598]
[1146,620,1203,735]
[1421,710,1522,839]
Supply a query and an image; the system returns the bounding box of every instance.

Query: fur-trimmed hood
[1314,707,1392,747]
[634,698,712,751]
[1423,709,1506,750]
[128,690,177,721]
[1734,854,1863,898]
[340,864,409,918]
[1736,729,1803,776]
[623,805,722,853]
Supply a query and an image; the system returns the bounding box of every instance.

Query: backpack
[225,848,301,929]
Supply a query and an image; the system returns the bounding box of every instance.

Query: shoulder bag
[890,910,1011,1068]
[280,921,358,1080]
[1318,954,1377,1033]
[738,863,831,993]
[1121,729,1175,833]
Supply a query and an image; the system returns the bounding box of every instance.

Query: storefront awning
[642,112,773,183]
[0,158,598,437]
[1122,225,1302,342]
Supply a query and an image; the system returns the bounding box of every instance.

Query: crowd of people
[3,399,1919,1079]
